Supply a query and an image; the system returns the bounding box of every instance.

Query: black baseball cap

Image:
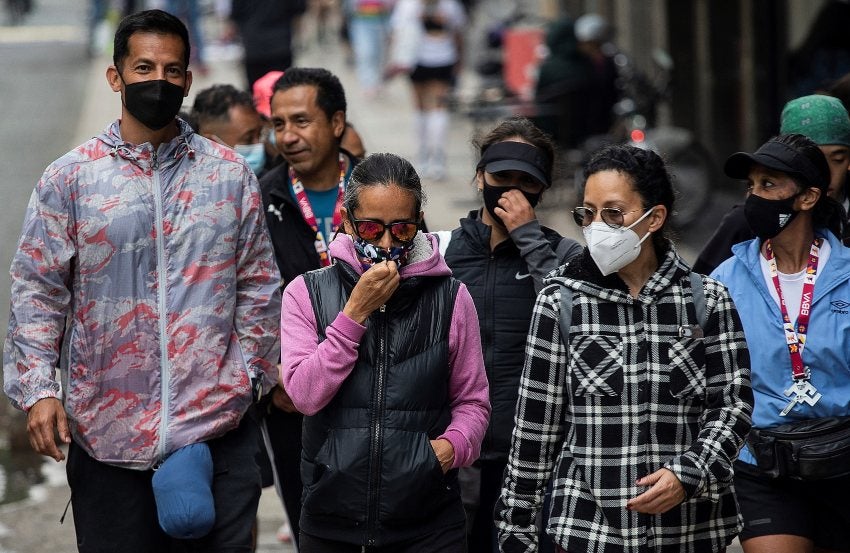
[477,141,552,188]
[724,136,829,190]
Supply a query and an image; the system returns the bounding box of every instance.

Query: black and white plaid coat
[495,246,753,553]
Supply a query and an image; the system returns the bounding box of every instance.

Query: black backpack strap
[558,285,573,355]
[689,272,707,329]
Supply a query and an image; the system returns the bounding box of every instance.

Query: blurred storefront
[529,0,843,188]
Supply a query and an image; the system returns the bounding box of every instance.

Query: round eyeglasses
[571,206,648,228]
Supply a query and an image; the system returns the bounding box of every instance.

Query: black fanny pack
[746,416,850,480]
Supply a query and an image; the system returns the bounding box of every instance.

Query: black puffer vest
[444,213,563,460]
[300,261,465,546]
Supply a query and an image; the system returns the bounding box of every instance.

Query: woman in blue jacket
[712,133,850,553]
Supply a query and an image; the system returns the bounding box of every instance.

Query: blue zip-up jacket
[711,229,850,466]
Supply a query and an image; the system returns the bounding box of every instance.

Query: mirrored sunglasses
[351,218,419,243]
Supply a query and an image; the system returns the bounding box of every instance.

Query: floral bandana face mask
[353,236,414,270]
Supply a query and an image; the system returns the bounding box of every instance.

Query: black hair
[473,116,555,182]
[113,10,190,71]
[344,153,425,216]
[770,133,842,237]
[272,67,347,122]
[191,84,257,131]
[583,144,675,252]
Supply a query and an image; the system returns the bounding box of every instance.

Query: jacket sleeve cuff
[508,219,545,253]
[331,312,367,342]
[23,389,61,412]
[664,454,705,500]
[439,428,472,469]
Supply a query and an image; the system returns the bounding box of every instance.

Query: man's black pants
[66,416,262,553]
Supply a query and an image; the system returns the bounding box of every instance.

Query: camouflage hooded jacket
[3,119,281,469]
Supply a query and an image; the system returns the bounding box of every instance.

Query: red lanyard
[764,238,822,381]
[289,154,346,267]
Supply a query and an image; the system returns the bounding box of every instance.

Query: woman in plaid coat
[495,144,754,553]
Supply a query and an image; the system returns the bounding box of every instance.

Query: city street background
[0,0,742,551]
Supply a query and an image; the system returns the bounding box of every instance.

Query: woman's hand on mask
[343,261,400,324]
[496,189,537,232]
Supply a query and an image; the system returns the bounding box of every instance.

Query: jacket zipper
[151,149,171,462]
[482,254,496,450]
[366,304,388,546]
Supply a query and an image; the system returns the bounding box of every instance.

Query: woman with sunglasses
[436,116,581,553]
[495,143,753,553]
[280,152,490,552]
[711,134,850,553]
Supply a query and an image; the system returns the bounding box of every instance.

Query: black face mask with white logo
[122,79,185,131]
[744,193,800,240]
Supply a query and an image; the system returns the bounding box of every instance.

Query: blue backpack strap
[558,285,573,353]
[689,272,707,329]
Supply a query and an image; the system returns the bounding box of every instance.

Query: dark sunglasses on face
[351,218,419,243]
[571,206,647,228]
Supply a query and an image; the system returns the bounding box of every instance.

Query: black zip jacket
[442,211,581,460]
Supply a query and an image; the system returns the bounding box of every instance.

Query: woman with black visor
[436,116,581,552]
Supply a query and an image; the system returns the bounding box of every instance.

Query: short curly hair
[583,144,675,252]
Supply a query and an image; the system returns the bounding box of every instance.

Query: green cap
[780,94,850,147]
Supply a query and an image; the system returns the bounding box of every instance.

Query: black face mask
[122,79,185,131]
[482,182,541,227]
[744,192,800,240]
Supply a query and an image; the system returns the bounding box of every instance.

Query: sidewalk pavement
[0,24,736,553]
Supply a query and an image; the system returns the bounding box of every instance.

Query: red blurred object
[502,26,546,101]
[630,128,646,143]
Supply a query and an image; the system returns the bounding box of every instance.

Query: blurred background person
[438,116,581,553]
[389,0,466,181]
[230,0,308,90]
[191,83,269,176]
[346,0,393,98]
[533,13,618,149]
[788,0,850,97]
[572,13,618,142]
[532,16,587,149]
[165,0,208,75]
[87,0,137,57]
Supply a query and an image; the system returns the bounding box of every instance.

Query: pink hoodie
[281,233,490,469]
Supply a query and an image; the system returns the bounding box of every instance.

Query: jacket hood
[329,232,452,278]
[544,241,689,304]
[546,17,579,56]
[94,118,201,171]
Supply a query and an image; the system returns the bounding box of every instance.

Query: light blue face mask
[235,142,266,175]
